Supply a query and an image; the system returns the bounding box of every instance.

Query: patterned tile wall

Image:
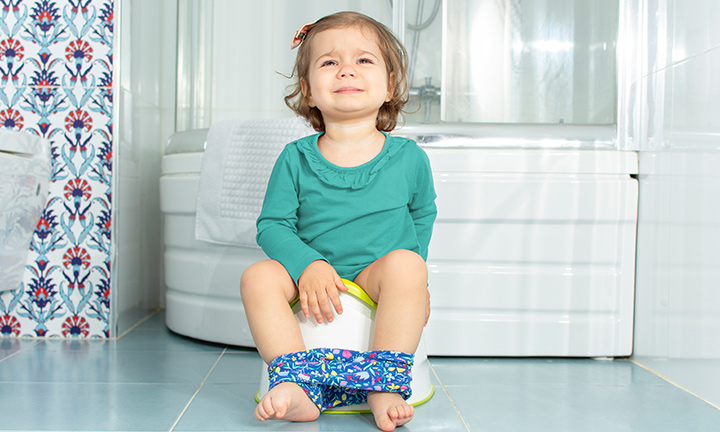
[0,0,113,338]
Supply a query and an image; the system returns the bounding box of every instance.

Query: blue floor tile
[436,359,720,432]
[204,351,265,384]
[1,311,720,432]
[0,338,40,361]
[113,326,226,353]
[0,347,223,385]
[0,382,197,431]
[127,309,168,331]
[430,357,660,386]
[449,381,720,432]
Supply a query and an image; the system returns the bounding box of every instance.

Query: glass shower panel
[176,0,215,132]
[442,0,618,124]
[403,0,444,124]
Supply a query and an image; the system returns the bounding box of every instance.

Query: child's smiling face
[302,26,394,125]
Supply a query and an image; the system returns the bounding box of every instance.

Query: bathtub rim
[163,122,618,156]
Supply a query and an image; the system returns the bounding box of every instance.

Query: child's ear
[301,78,315,107]
[386,72,396,102]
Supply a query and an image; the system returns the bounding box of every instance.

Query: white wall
[115,0,177,334]
[631,0,720,408]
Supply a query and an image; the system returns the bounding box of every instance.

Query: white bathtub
[160,125,638,357]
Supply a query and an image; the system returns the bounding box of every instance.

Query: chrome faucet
[409,77,441,123]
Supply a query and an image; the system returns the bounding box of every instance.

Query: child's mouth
[335,87,364,94]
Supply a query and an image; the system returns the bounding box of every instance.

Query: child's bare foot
[367,391,414,431]
[255,382,320,422]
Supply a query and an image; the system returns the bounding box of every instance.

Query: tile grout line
[0,340,43,364]
[169,347,228,431]
[630,358,720,412]
[115,308,163,339]
[428,360,473,432]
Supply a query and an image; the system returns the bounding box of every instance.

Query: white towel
[195,117,315,246]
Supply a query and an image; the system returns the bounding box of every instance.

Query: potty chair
[256,279,435,413]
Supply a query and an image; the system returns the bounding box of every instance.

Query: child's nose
[338,64,356,78]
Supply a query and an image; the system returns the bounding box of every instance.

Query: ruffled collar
[296,131,403,189]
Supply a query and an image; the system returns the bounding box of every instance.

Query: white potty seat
[256,279,435,413]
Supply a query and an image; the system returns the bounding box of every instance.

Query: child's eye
[321,60,337,67]
[358,58,374,64]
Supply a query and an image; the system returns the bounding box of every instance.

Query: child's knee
[385,250,427,278]
[240,262,262,299]
[240,260,293,299]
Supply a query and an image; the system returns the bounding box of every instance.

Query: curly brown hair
[284,12,409,132]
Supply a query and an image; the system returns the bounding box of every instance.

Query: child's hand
[297,260,348,324]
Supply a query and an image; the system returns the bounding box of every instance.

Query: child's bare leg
[354,250,428,431]
[240,260,319,422]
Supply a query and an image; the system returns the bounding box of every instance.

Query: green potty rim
[290,278,378,311]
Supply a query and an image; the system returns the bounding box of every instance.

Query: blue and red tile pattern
[0,0,113,338]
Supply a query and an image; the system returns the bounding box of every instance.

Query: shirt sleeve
[409,146,437,260]
[255,146,326,284]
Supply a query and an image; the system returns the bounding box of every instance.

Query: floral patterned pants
[267,348,414,412]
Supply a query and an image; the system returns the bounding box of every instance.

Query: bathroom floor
[1,311,719,432]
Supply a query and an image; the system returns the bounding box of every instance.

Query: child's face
[302,26,394,126]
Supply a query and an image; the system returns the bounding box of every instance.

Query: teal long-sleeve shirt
[256,132,437,284]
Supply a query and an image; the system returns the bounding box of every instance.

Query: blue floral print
[267,348,414,411]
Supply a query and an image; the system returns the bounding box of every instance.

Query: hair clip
[291,22,315,50]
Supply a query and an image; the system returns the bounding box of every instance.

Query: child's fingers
[306,292,324,324]
[328,274,346,315]
[327,285,343,316]
[316,291,335,323]
[335,274,348,292]
[299,291,311,319]
[301,290,323,324]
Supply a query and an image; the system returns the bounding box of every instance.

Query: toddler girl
[240,11,436,432]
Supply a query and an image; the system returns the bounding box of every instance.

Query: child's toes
[255,394,286,421]
[368,392,415,431]
[254,399,271,421]
[387,402,414,427]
